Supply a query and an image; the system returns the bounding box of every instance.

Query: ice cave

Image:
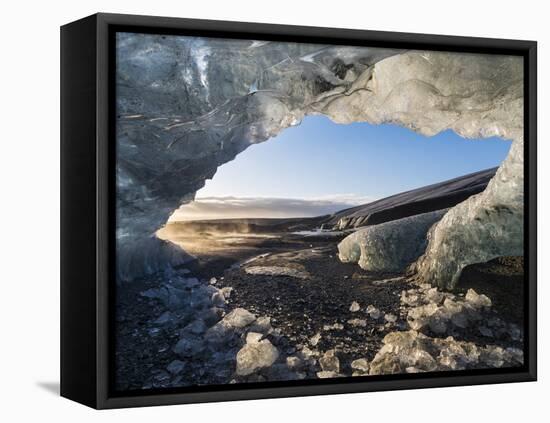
[115,33,524,289]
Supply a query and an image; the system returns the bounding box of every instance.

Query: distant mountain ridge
[325,167,497,230]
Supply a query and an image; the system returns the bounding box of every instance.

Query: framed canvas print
[60,13,537,409]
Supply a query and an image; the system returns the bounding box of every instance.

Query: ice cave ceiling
[115,32,524,288]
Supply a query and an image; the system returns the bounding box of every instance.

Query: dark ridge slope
[326,167,497,230]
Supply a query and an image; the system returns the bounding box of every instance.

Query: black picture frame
[60,12,537,409]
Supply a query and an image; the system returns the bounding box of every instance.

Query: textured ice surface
[413,138,525,289]
[368,330,523,375]
[338,209,447,272]
[116,33,523,286]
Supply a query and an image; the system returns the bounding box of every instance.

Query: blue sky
[171,116,511,221]
[198,115,510,199]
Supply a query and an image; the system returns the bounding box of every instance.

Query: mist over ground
[169,195,374,221]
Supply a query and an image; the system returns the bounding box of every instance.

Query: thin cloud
[169,195,375,221]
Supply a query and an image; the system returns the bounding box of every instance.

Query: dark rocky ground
[216,245,412,370]
[115,228,525,391]
[457,256,525,326]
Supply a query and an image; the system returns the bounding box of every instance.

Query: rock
[220,286,233,299]
[427,314,448,334]
[369,331,437,375]
[140,286,191,310]
[465,289,492,308]
[384,313,397,323]
[349,301,361,312]
[204,322,232,345]
[323,323,344,331]
[351,358,369,373]
[309,333,322,346]
[508,323,522,341]
[154,311,174,325]
[153,370,171,383]
[140,288,161,299]
[209,277,217,285]
[450,312,469,329]
[435,338,481,370]
[299,345,317,359]
[249,316,273,334]
[166,360,186,374]
[366,305,381,319]
[401,290,420,307]
[480,346,506,367]
[505,347,524,364]
[211,291,226,307]
[235,339,279,376]
[487,317,502,328]
[222,308,256,328]
[405,293,495,334]
[185,277,200,288]
[246,332,264,343]
[286,356,303,370]
[479,326,494,337]
[181,319,207,335]
[265,363,298,381]
[369,329,524,375]
[426,288,444,304]
[319,350,340,373]
[348,318,367,328]
[173,336,205,357]
[199,307,224,327]
[316,371,343,379]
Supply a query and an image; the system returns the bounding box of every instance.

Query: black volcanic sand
[115,224,525,389]
[216,244,412,369]
[114,274,183,391]
[214,243,525,370]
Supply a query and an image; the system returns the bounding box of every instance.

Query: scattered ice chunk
[309,333,322,346]
[366,305,381,319]
[351,358,370,373]
[319,350,340,373]
[349,301,361,312]
[348,318,367,328]
[465,289,492,308]
[384,314,398,323]
[235,339,279,376]
[244,266,310,279]
[222,308,256,328]
[166,360,186,374]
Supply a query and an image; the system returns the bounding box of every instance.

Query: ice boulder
[338,209,448,272]
[235,336,279,376]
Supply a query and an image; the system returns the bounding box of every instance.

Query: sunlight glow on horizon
[173,116,511,221]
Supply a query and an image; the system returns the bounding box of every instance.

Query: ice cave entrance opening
[156,115,511,263]
[165,115,511,223]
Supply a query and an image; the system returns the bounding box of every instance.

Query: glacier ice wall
[115,32,523,287]
[338,210,448,272]
[115,33,402,281]
[412,137,524,289]
[317,51,524,289]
